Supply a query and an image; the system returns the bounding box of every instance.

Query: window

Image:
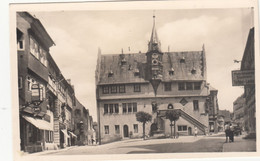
[169,68,174,75]
[34,42,39,59]
[134,124,138,133]
[164,82,172,91]
[133,103,137,112]
[104,126,109,134]
[27,76,31,91]
[194,82,201,90]
[180,56,185,63]
[111,85,117,93]
[134,84,141,92]
[30,37,40,59]
[45,130,48,142]
[17,40,24,50]
[119,85,125,93]
[186,82,193,90]
[42,50,47,67]
[152,102,157,112]
[122,103,127,113]
[134,69,140,76]
[39,49,44,64]
[115,104,119,113]
[115,125,120,134]
[123,103,137,113]
[128,103,132,113]
[178,82,185,91]
[109,104,114,113]
[102,86,109,94]
[108,71,114,77]
[168,104,174,109]
[193,100,199,111]
[191,68,196,74]
[178,125,187,131]
[29,38,34,53]
[18,77,23,89]
[104,104,108,114]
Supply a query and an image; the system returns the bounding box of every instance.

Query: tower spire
[148,12,161,52]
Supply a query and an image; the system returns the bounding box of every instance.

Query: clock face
[152,53,159,58]
[152,59,158,65]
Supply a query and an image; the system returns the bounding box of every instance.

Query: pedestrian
[194,126,198,137]
[92,138,94,145]
[224,123,230,143]
[229,123,234,142]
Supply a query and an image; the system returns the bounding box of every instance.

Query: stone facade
[233,94,246,130]
[96,16,219,144]
[240,28,255,134]
[17,12,93,153]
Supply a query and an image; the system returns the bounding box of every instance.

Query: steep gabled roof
[97,50,206,85]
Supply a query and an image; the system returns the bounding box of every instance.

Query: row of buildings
[17,12,95,153]
[232,27,255,136]
[95,15,221,144]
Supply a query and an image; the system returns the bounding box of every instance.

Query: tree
[165,110,181,138]
[136,111,152,140]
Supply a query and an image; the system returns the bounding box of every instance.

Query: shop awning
[22,115,53,131]
[61,129,70,138]
[68,131,77,138]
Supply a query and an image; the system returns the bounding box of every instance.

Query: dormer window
[169,68,174,75]
[108,70,114,77]
[128,65,132,71]
[180,57,185,63]
[134,69,140,76]
[191,68,196,74]
[121,57,126,65]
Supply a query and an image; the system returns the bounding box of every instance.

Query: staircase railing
[177,109,207,133]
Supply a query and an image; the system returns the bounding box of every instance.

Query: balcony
[28,53,48,82]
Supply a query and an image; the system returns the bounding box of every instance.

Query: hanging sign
[31,84,41,102]
[232,70,255,86]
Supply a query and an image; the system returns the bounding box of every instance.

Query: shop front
[20,115,54,153]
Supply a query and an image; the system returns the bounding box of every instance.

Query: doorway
[123,125,129,137]
[188,127,192,135]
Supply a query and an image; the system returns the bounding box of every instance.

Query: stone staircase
[177,109,207,134]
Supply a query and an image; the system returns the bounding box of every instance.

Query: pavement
[222,135,256,152]
[25,132,256,155]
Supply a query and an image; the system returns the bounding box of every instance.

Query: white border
[5,0,260,161]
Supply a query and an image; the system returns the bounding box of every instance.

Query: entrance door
[188,127,192,135]
[150,123,157,136]
[209,122,214,132]
[123,125,129,137]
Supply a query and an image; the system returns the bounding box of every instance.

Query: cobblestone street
[27,133,256,155]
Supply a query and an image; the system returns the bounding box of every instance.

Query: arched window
[168,104,174,109]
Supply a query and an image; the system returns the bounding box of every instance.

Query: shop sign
[232,70,254,86]
[31,84,41,102]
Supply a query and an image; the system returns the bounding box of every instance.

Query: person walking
[229,123,234,142]
[194,126,198,137]
[224,123,230,143]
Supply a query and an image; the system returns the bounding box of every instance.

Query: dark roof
[97,51,206,85]
[241,27,254,70]
[18,12,55,49]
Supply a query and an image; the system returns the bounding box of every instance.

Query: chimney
[67,79,71,85]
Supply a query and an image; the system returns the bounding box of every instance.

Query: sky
[31,8,254,121]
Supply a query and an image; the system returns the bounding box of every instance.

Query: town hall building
[95,15,219,144]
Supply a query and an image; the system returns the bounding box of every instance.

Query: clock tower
[146,15,163,95]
